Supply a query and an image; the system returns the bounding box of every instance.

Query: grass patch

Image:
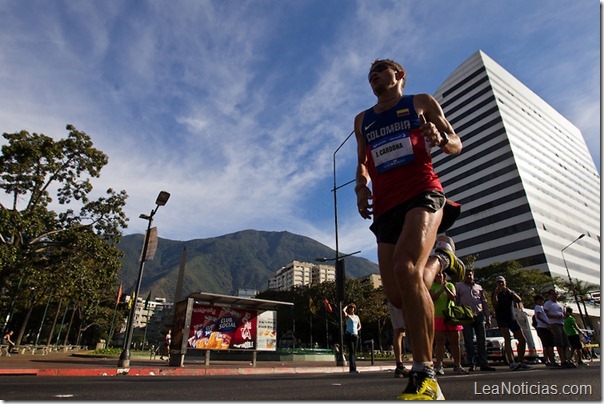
[92,347,151,356]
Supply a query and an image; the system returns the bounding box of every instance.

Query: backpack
[531,313,538,328]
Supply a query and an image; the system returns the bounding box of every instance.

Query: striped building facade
[432,50,600,287]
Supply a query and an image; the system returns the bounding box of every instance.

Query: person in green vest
[430,272,467,376]
[563,307,588,366]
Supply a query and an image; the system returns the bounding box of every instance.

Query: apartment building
[267,260,335,291]
[432,51,600,289]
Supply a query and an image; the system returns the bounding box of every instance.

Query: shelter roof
[185,292,293,311]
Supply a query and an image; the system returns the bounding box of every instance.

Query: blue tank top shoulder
[361,95,422,174]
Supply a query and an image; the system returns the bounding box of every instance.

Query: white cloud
[0,1,599,266]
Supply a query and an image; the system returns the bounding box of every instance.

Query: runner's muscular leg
[378,242,443,309]
[393,206,443,363]
[378,243,400,308]
[423,256,442,290]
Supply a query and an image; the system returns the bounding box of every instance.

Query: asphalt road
[0,364,599,401]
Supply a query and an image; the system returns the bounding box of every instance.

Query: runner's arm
[354,112,373,219]
[414,93,462,155]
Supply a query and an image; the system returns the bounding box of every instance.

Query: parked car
[484,308,544,363]
[484,327,517,363]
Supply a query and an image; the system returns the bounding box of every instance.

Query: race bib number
[371,132,414,173]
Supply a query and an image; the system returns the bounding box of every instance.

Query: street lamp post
[561,233,588,329]
[118,191,170,369]
[320,128,357,367]
[316,250,361,366]
[332,130,356,263]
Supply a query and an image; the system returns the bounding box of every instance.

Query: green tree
[560,279,599,329]
[472,260,564,312]
[563,279,599,302]
[354,285,389,351]
[257,276,390,351]
[0,125,128,344]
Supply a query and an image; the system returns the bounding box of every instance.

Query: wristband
[439,132,450,148]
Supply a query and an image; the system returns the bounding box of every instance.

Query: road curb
[0,364,392,377]
[40,368,118,377]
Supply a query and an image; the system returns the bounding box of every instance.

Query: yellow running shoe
[397,371,445,400]
[436,247,466,284]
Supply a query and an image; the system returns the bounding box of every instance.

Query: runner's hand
[419,114,442,147]
[356,186,373,219]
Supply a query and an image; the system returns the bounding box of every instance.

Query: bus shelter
[169,292,293,367]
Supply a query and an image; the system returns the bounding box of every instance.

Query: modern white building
[432,51,600,289]
[118,296,174,347]
[267,260,335,291]
[237,288,259,298]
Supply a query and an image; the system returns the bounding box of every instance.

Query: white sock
[412,361,434,372]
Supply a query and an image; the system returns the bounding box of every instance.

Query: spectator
[2,330,15,356]
[533,294,557,367]
[388,302,410,378]
[160,329,171,361]
[563,307,588,366]
[455,269,496,371]
[430,272,467,375]
[343,303,361,373]
[491,276,531,370]
[544,289,574,368]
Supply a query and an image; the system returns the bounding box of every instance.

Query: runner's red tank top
[361,95,443,219]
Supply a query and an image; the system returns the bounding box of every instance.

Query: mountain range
[117,229,379,301]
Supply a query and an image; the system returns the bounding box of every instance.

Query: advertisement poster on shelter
[187,304,257,350]
[256,310,277,351]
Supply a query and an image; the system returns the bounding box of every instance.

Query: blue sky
[0,0,600,265]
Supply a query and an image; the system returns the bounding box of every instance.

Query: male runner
[354,58,464,400]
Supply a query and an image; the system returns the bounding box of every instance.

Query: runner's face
[368,63,398,95]
[368,63,392,81]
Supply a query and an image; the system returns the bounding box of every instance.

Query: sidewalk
[4,350,590,377]
[0,350,394,377]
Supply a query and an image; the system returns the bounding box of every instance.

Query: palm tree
[562,279,598,329]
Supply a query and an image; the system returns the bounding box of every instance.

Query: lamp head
[155,191,171,206]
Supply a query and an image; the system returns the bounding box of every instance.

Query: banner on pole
[142,227,158,261]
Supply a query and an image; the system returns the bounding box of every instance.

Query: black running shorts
[370,191,446,244]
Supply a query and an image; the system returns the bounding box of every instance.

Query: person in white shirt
[533,294,557,367]
[543,289,573,367]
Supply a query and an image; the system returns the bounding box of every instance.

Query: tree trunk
[15,304,34,346]
[46,299,62,347]
[377,318,385,351]
[62,305,76,346]
[75,306,83,346]
[76,322,99,347]
[76,324,83,346]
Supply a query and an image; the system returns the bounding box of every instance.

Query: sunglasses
[368,63,395,80]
